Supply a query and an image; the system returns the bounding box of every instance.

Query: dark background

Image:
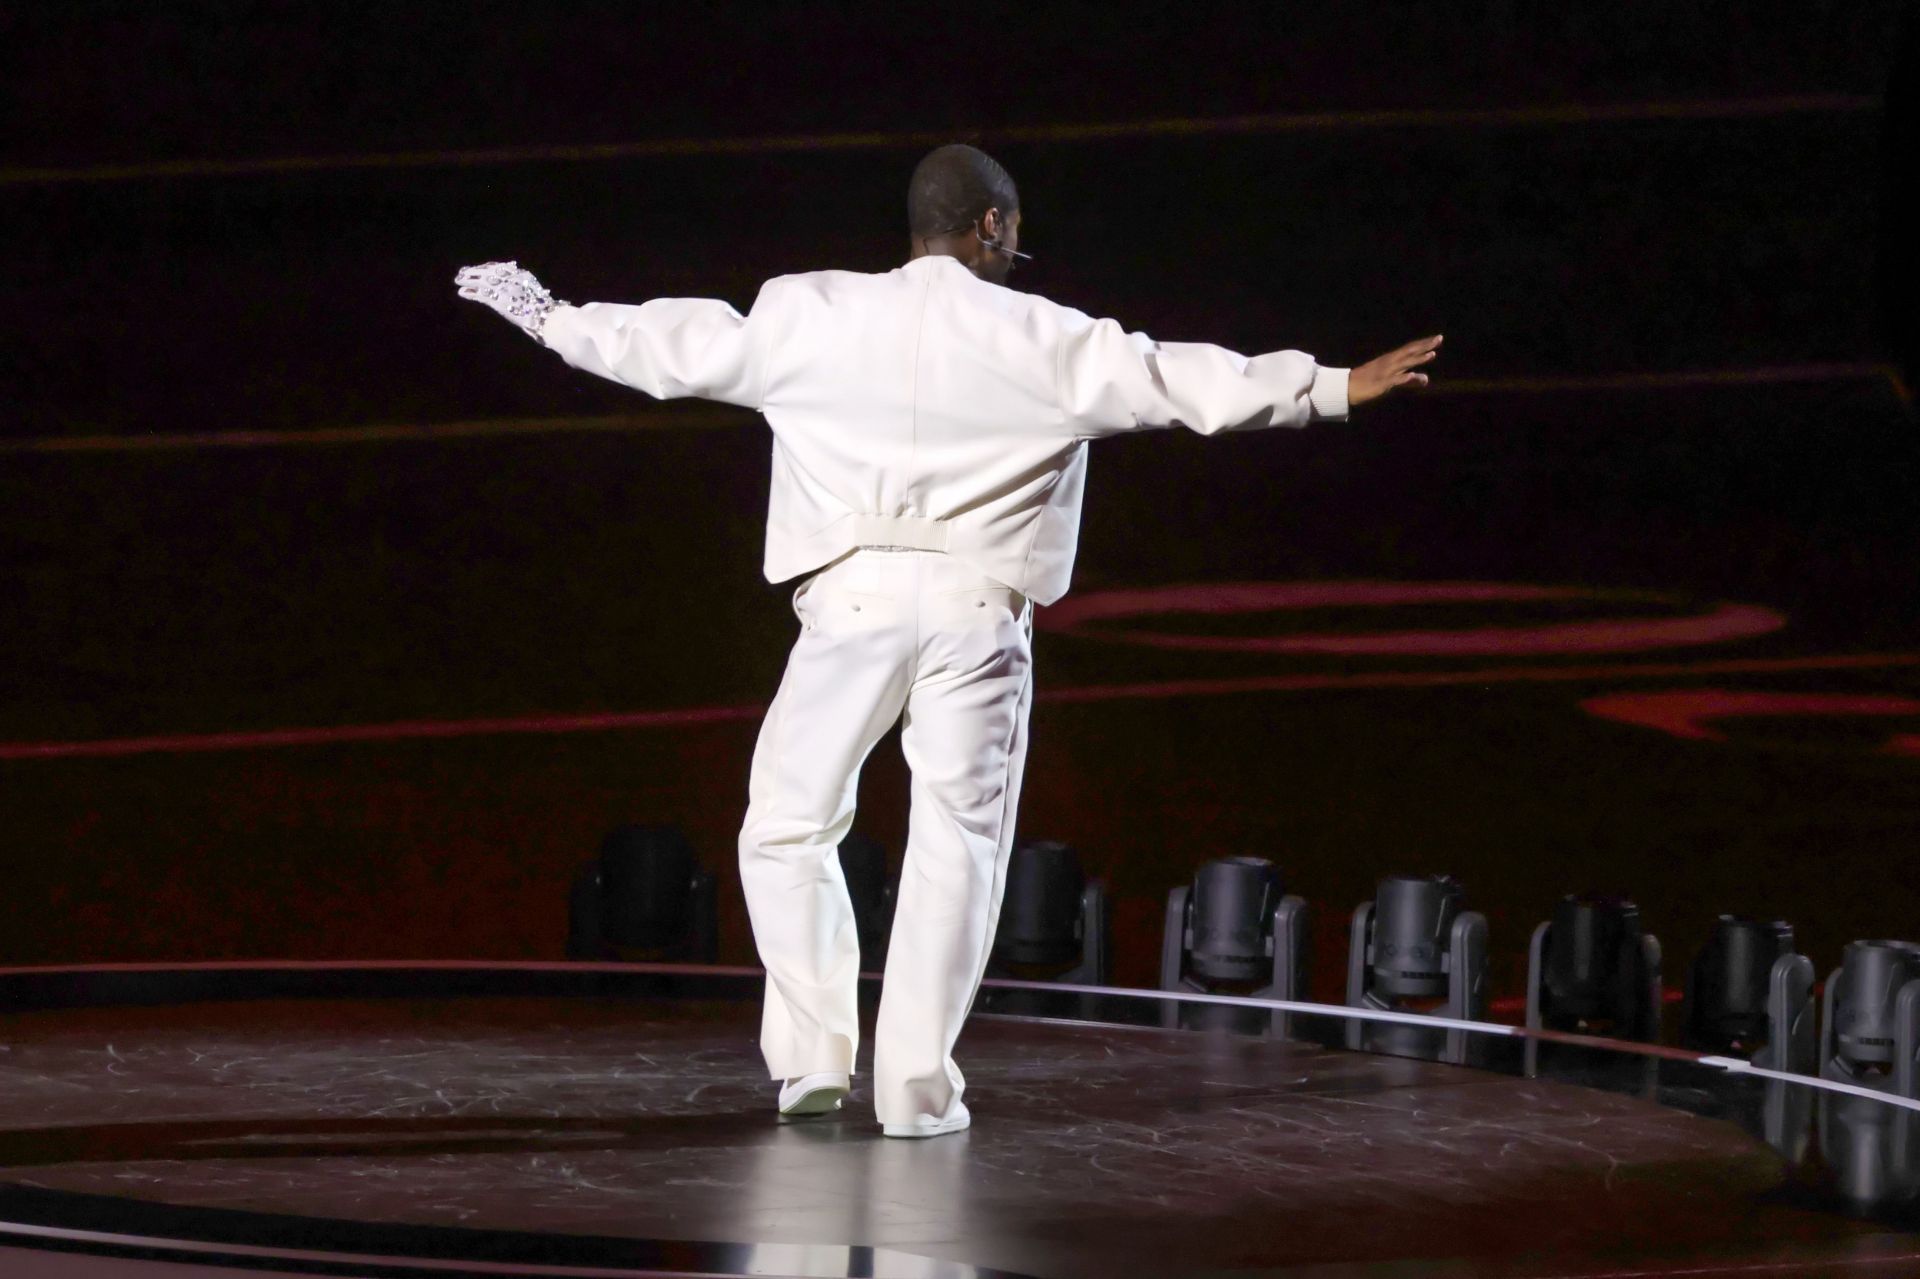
[3,3,1916,1003]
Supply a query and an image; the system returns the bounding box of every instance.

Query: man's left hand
[1349,334,1443,408]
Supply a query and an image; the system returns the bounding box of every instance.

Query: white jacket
[540,254,1349,605]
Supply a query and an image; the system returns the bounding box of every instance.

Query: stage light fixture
[566,824,718,962]
[1819,1089,1920,1212]
[836,832,897,970]
[1345,874,1487,1063]
[1680,915,1815,1072]
[1522,893,1663,1086]
[1158,857,1306,1036]
[1526,894,1663,1038]
[1820,939,1920,1099]
[1758,1075,1815,1165]
[989,839,1110,981]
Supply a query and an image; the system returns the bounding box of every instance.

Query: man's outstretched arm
[1056,312,1440,438]
[455,261,771,409]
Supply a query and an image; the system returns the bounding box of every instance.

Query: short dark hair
[907,144,1019,238]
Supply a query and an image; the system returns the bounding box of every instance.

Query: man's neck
[909,236,982,276]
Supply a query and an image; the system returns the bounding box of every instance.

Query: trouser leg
[873,583,1034,1127]
[738,565,911,1081]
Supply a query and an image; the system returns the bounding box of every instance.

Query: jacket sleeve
[537,280,779,409]
[1055,310,1349,439]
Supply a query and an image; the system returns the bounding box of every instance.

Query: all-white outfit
[539,254,1349,1129]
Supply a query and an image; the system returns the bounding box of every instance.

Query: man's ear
[979,208,1002,243]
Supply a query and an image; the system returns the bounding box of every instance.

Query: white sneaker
[880,1100,971,1138]
[777,1071,849,1119]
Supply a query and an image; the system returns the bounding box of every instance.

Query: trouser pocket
[931,586,1020,627]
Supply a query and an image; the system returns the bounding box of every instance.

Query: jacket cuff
[535,302,579,349]
[1308,365,1350,421]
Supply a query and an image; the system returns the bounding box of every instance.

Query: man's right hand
[1349,334,1443,408]
[455,260,566,342]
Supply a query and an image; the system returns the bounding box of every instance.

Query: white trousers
[737,548,1035,1129]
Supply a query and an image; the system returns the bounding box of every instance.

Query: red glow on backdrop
[8,574,1914,763]
[1581,689,1920,753]
[1037,581,1785,656]
[6,652,1919,762]
[0,706,766,761]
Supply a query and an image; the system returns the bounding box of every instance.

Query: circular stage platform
[0,964,1915,1278]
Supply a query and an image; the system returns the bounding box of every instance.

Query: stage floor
[1,967,1915,1278]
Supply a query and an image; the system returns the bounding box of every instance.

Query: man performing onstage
[456,143,1440,1139]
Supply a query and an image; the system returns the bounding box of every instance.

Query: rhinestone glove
[454,260,568,342]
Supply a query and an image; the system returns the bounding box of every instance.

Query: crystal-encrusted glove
[454,260,567,342]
